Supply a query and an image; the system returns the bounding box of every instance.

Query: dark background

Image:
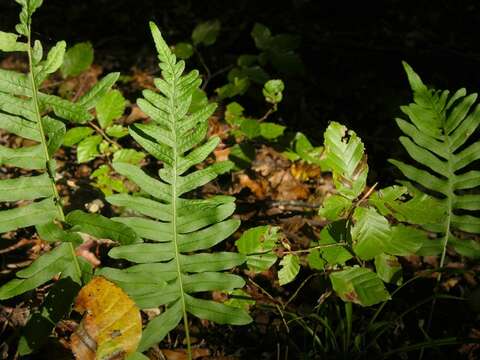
[1,0,480,180]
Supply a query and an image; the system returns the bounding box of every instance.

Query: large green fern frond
[97,22,252,354]
[389,61,480,262]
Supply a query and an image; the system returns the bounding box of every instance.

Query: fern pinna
[97,22,252,354]
[390,62,480,265]
[0,0,124,301]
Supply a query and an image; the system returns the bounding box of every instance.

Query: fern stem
[169,72,192,359]
[26,26,65,222]
[421,129,454,360]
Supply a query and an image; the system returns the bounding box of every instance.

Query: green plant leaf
[0,31,27,52]
[63,126,94,147]
[330,267,390,306]
[189,88,208,113]
[307,222,353,270]
[239,118,261,139]
[0,243,82,300]
[390,62,480,259]
[112,149,145,164]
[260,122,285,139]
[96,89,126,129]
[66,210,139,245]
[351,207,390,260]
[173,42,194,59]
[191,20,221,46]
[318,194,352,221]
[106,124,129,138]
[60,42,94,77]
[278,254,300,285]
[263,79,284,104]
[102,23,251,352]
[225,102,244,125]
[251,23,272,50]
[323,122,368,200]
[78,72,120,109]
[236,226,279,272]
[374,253,402,285]
[76,134,102,163]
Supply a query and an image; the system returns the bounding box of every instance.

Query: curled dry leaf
[71,276,142,360]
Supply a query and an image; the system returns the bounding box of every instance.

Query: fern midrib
[26,26,64,222]
[439,130,454,276]
[169,66,192,358]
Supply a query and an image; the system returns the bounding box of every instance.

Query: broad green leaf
[330,267,390,306]
[192,20,221,46]
[384,225,426,256]
[225,102,244,125]
[251,23,272,50]
[318,194,352,221]
[63,126,94,147]
[173,42,194,59]
[76,134,102,163]
[278,254,300,285]
[236,226,279,272]
[375,254,402,285]
[260,122,285,139]
[106,124,129,138]
[239,118,261,139]
[96,89,126,129]
[113,148,145,165]
[307,222,353,270]
[61,42,94,77]
[236,225,278,254]
[351,207,390,260]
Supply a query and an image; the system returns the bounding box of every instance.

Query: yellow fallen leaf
[71,276,142,360]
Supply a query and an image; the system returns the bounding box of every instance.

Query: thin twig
[89,121,121,148]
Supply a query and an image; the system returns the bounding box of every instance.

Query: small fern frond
[98,22,252,354]
[390,61,480,260]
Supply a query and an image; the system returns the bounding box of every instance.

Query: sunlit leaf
[71,277,142,360]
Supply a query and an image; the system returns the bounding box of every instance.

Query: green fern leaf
[0,0,122,300]
[99,22,252,353]
[390,61,480,260]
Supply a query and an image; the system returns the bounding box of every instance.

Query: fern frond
[98,22,252,353]
[390,61,480,260]
[0,0,126,300]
